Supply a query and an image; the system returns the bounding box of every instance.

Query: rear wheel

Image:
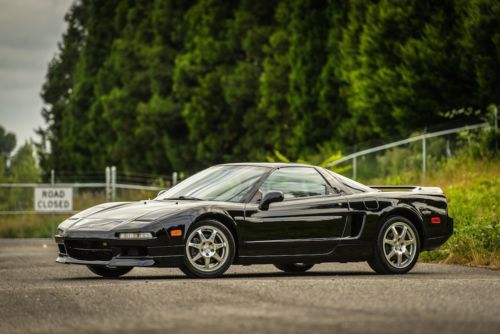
[368,216,420,274]
[179,220,235,278]
[87,265,133,278]
[274,263,314,273]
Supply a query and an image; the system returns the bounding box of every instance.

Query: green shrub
[420,174,499,267]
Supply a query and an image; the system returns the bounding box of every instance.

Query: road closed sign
[34,188,73,212]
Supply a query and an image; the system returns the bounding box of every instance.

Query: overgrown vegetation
[419,157,499,268]
[363,125,499,268]
[369,154,499,268]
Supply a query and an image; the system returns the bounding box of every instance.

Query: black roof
[219,162,314,168]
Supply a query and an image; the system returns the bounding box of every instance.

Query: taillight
[431,217,441,224]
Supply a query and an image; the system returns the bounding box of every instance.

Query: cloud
[0,0,69,49]
[0,0,72,147]
[0,45,58,71]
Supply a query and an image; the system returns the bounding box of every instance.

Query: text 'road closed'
[34,188,73,212]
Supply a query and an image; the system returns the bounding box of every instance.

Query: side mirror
[259,191,284,210]
[157,190,167,197]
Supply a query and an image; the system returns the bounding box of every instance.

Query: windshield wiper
[164,196,203,201]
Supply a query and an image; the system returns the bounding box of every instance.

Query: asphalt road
[0,239,499,334]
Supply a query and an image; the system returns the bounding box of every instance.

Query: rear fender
[379,204,425,241]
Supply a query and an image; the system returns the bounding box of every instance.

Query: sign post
[51,170,54,237]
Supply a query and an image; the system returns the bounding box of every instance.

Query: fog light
[118,232,154,240]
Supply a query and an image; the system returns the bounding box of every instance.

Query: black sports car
[55,163,453,278]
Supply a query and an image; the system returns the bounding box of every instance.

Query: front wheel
[87,265,133,278]
[368,216,420,274]
[274,263,314,273]
[179,220,235,278]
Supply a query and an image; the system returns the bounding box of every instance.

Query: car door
[241,167,350,256]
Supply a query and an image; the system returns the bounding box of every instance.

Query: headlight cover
[118,232,155,240]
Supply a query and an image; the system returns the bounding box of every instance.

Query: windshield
[324,169,374,193]
[156,165,270,202]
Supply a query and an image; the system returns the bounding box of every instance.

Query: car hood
[59,200,208,232]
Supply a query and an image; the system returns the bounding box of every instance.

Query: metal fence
[0,119,497,238]
[0,167,179,236]
[326,122,493,180]
[0,118,496,218]
[0,167,175,216]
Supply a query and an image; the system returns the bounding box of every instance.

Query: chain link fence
[327,122,494,182]
[0,168,180,237]
[1,114,497,237]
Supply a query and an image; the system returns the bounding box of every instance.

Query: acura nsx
[55,163,453,278]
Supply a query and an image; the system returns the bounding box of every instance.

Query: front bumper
[55,236,184,267]
[56,255,157,267]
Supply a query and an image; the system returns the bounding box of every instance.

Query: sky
[0,0,71,151]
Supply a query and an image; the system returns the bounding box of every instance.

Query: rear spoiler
[369,185,444,194]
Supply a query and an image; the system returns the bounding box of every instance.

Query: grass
[366,155,500,269]
[421,157,499,268]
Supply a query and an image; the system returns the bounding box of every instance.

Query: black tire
[274,263,314,273]
[368,216,420,275]
[179,220,235,278]
[87,265,133,278]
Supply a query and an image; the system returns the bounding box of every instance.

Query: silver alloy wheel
[186,225,229,273]
[382,221,417,269]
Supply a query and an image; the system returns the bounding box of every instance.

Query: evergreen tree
[318,0,350,150]
[287,0,330,157]
[256,1,293,157]
[38,1,87,174]
[10,143,41,183]
[0,125,16,163]
[459,0,500,105]
[173,0,239,166]
[222,0,279,160]
[38,0,500,176]
[135,0,194,173]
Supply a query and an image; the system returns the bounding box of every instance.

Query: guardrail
[326,122,490,179]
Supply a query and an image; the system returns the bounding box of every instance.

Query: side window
[323,168,373,193]
[259,167,328,200]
